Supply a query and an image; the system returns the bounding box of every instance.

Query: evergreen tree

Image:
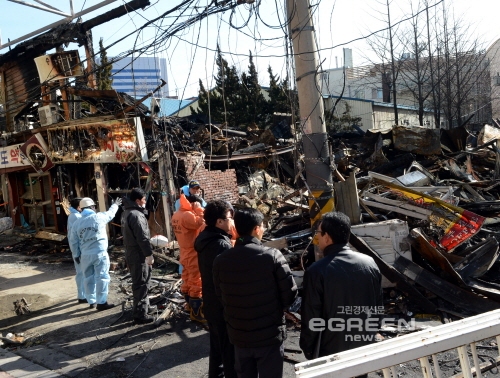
[239,52,267,128]
[266,66,299,122]
[215,47,242,127]
[96,38,113,90]
[192,46,243,127]
[193,49,298,130]
[191,79,224,122]
[324,101,362,133]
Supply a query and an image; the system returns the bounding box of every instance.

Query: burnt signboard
[0,143,29,169]
[46,117,148,163]
[19,134,54,173]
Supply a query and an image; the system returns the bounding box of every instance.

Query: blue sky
[1,0,499,98]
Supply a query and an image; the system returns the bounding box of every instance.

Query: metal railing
[295,309,500,378]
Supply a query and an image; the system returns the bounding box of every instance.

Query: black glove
[74,257,80,264]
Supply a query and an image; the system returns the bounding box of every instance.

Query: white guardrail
[295,309,500,378]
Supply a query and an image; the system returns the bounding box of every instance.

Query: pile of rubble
[321,123,500,321]
[5,119,500,332]
[229,122,500,328]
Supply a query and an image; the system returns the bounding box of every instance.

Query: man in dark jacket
[121,188,155,324]
[213,208,297,378]
[300,211,383,361]
[194,200,237,378]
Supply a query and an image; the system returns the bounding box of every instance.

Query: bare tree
[425,0,440,127]
[386,0,399,125]
[396,0,434,126]
[363,0,406,124]
[365,0,490,129]
[434,2,490,128]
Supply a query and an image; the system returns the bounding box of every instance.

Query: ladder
[295,309,500,378]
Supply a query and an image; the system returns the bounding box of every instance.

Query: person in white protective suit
[69,197,122,311]
[67,197,85,303]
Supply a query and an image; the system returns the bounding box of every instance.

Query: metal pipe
[7,0,70,17]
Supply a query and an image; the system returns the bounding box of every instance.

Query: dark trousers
[234,342,284,378]
[207,317,236,378]
[126,254,151,319]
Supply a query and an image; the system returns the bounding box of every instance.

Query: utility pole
[286,0,334,260]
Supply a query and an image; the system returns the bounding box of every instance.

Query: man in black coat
[300,211,383,362]
[121,188,155,324]
[213,208,297,378]
[194,200,237,378]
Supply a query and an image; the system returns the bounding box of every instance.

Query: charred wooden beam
[81,0,151,32]
[453,237,499,280]
[370,152,414,175]
[67,87,124,101]
[334,173,360,225]
[349,232,437,313]
[394,256,500,314]
[0,0,150,66]
[410,228,464,283]
[114,78,166,118]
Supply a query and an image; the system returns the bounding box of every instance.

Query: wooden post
[83,31,98,114]
[41,85,51,106]
[333,172,361,224]
[59,80,71,121]
[0,70,7,131]
[158,153,174,240]
[94,163,107,212]
[84,31,97,90]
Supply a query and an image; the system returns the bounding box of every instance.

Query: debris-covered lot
[0,233,307,377]
[4,121,500,376]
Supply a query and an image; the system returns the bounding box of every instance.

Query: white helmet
[79,197,95,209]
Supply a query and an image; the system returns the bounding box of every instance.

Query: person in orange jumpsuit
[172,193,206,323]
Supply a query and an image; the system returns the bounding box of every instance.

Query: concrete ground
[0,234,306,377]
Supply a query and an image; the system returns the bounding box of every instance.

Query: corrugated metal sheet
[3,61,40,130]
[373,104,436,129]
[324,97,374,130]
[351,219,412,288]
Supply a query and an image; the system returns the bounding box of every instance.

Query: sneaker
[96,302,115,311]
[133,315,155,324]
[78,299,88,304]
[89,303,96,309]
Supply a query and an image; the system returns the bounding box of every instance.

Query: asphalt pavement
[0,240,306,377]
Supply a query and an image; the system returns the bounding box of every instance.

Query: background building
[487,38,500,123]
[109,56,169,97]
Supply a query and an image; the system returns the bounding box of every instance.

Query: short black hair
[204,200,233,227]
[130,188,146,202]
[70,198,82,209]
[234,208,264,237]
[186,194,204,205]
[320,211,351,244]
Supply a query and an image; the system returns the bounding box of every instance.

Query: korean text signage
[0,144,28,169]
[373,178,485,252]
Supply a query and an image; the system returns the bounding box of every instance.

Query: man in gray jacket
[121,188,155,324]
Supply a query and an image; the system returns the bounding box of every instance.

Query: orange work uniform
[172,194,205,298]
